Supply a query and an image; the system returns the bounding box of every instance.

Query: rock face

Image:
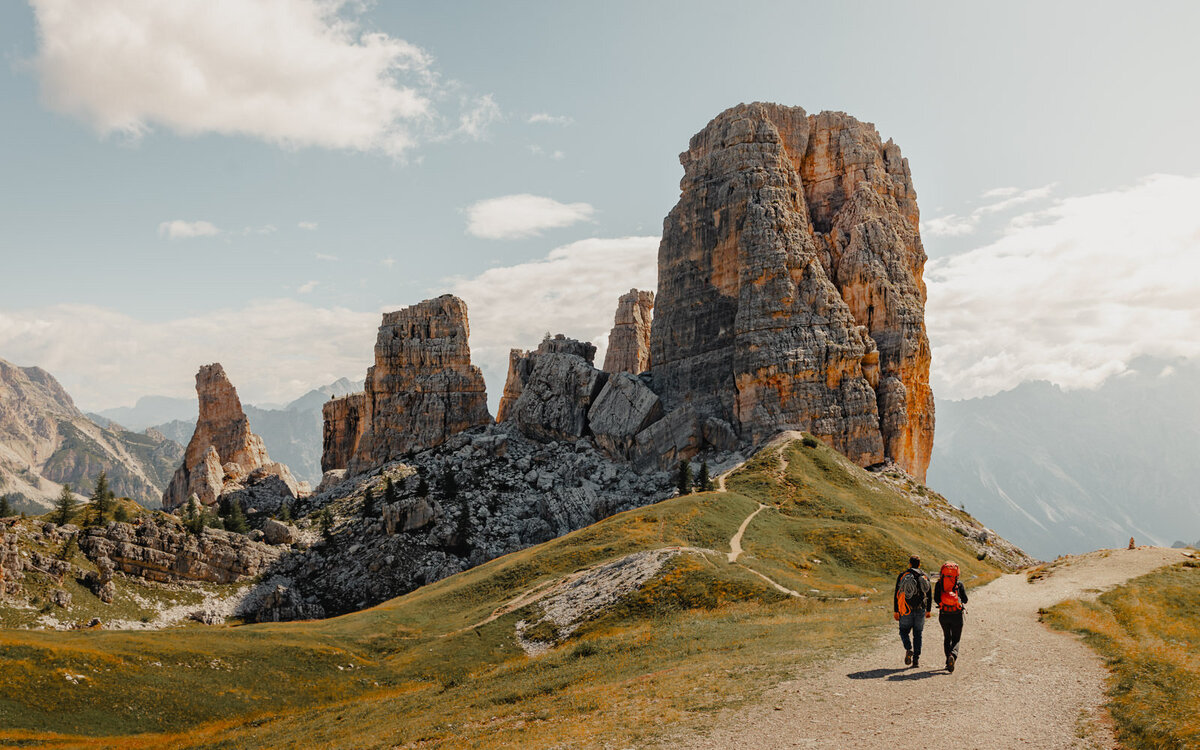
[162,364,299,510]
[79,518,280,584]
[650,103,934,480]
[322,296,492,475]
[602,289,654,374]
[500,336,608,444]
[587,373,664,461]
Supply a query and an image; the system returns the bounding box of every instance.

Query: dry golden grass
[1044,560,1200,750]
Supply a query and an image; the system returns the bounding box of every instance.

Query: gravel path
[672,546,1192,750]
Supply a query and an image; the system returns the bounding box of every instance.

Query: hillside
[0,435,1026,748]
[0,359,183,511]
[928,358,1200,559]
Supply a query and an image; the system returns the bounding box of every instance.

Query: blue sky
[1,1,1198,411]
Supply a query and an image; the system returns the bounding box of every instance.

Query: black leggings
[940,611,964,660]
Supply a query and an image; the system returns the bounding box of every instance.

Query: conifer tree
[113,504,130,524]
[0,494,13,518]
[383,476,399,505]
[225,499,248,534]
[440,471,459,501]
[54,484,76,525]
[184,495,204,536]
[362,487,376,517]
[695,461,712,492]
[676,460,693,496]
[416,474,429,499]
[278,500,292,522]
[88,472,115,526]
[319,507,335,543]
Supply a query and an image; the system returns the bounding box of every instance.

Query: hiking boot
[947,655,956,673]
[912,656,920,668]
[904,649,913,665]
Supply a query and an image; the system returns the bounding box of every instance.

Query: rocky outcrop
[650,103,934,480]
[322,296,492,475]
[587,373,664,461]
[162,364,299,509]
[602,289,654,374]
[502,336,608,443]
[321,393,366,473]
[79,518,280,584]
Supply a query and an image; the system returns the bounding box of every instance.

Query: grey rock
[588,373,665,460]
[262,518,299,546]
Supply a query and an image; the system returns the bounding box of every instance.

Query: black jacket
[893,567,932,614]
[932,578,969,612]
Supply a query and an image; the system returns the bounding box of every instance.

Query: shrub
[801,435,820,448]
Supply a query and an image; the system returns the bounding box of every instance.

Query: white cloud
[315,252,338,261]
[922,184,1054,237]
[448,236,659,408]
[527,113,573,126]
[457,94,500,139]
[465,194,595,239]
[381,257,396,268]
[928,174,1200,400]
[528,145,566,160]
[29,0,494,156]
[0,300,378,409]
[158,219,220,239]
[299,221,319,231]
[297,280,319,294]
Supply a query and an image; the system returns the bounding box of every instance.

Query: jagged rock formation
[650,103,934,480]
[79,518,280,584]
[245,422,676,620]
[162,364,298,510]
[499,336,607,443]
[603,289,654,374]
[322,296,492,475]
[0,358,183,511]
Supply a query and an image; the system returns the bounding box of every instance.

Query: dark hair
[909,555,921,569]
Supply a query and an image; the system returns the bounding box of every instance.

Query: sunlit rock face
[650,102,934,480]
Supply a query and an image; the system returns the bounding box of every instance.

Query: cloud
[456,94,500,139]
[29,0,494,156]
[158,219,220,239]
[528,145,565,160]
[314,252,338,261]
[465,194,595,239]
[928,174,1200,400]
[381,257,396,268]
[448,236,659,408]
[298,221,319,231]
[922,184,1054,237]
[0,300,379,409]
[297,281,319,294]
[527,113,573,126]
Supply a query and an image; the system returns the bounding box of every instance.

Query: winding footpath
[671,546,1192,749]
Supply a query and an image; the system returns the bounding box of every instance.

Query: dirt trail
[671,546,1192,749]
[727,505,766,563]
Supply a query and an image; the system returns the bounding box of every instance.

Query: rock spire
[650,102,934,480]
[602,289,654,374]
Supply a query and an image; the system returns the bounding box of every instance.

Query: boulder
[632,405,703,472]
[509,348,608,443]
[262,518,299,546]
[588,373,664,460]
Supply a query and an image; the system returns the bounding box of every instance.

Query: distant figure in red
[933,560,969,672]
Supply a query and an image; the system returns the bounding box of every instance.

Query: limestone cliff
[322,295,492,474]
[162,364,298,509]
[602,289,654,374]
[650,103,934,480]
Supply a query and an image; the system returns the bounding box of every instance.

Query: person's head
[909,554,921,569]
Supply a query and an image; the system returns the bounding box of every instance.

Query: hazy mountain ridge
[928,358,1200,560]
[0,359,183,511]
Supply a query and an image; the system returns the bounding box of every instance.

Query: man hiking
[894,554,932,667]
[933,560,969,672]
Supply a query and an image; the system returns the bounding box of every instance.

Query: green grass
[0,436,1007,749]
[1044,560,1200,749]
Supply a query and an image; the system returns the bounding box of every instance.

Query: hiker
[934,560,968,672]
[894,554,932,667]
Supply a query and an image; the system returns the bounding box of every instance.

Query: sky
[0,0,1198,412]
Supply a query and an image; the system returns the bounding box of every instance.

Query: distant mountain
[148,377,361,487]
[0,358,183,512]
[95,395,197,432]
[928,358,1200,560]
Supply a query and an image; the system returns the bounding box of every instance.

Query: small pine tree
[113,504,130,523]
[225,499,248,534]
[184,495,205,536]
[383,476,399,505]
[91,471,115,518]
[0,494,13,518]
[57,532,78,561]
[54,484,77,526]
[362,487,376,517]
[416,474,429,499]
[319,507,335,543]
[676,460,693,495]
[695,461,712,493]
[278,500,292,522]
[440,471,459,501]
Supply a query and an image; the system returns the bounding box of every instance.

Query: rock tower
[602,289,654,374]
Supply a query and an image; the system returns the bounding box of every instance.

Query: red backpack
[939,562,963,612]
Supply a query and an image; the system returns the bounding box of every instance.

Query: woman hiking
[933,560,968,672]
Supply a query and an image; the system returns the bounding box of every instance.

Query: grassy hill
[0,436,1019,749]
